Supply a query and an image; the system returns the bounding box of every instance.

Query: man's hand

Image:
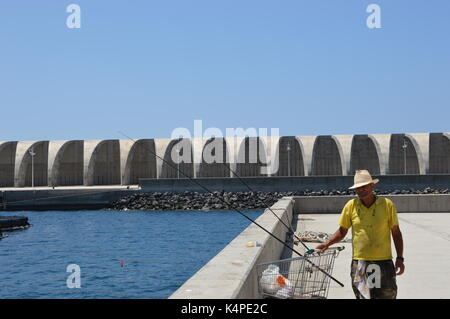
[391,225,404,275]
[314,227,348,254]
[315,242,329,254]
[395,259,405,275]
[315,226,348,254]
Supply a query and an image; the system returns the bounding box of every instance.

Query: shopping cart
[257,246,344,299]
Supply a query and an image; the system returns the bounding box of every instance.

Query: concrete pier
[295,213,450,299]
[0,185,138,211]
[169,196,450,299]
[140,175,450,193]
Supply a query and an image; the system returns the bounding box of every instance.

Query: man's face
[355,183,374,199]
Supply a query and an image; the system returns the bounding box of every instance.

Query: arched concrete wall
[236,137,268,177]
[332,135,353,175]
[225,136,245,178]
[153,138,172,179]
[191,137,204,179]
[311,136,342,176]
[48,140,84,187]
[0,141,17,187]
[121,139,156,185]
[84,140,120,185]
[274,136,305,176]
[350,135,381,175]
[296,136,316,176]
[14,141,49,187]
[370,134,391,175]
[429,133,450,174]
[2,132,450,189]
[259,135,279,176]
[160,138,194,178]
[406,133,429,175]
[197,137,230,178]
[389,134,420,174]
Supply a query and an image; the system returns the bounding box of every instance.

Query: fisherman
[315,170,405,299]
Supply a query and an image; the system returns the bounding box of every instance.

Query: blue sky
[1,1,449,141]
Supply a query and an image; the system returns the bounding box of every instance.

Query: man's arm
[391,225,405,275]
[315,226,348,253]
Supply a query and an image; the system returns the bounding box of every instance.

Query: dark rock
[110,186,450,211]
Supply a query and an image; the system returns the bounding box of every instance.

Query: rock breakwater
[110,187,449,211]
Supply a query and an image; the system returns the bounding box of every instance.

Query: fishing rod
[118,132,345,287]
[221,161,314,254]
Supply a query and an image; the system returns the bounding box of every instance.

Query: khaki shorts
[350,259,397,299]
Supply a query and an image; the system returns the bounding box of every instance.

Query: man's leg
[369,260,397,299]
[350,260,365,299]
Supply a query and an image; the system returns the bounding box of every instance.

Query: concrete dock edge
[170,194,450,299]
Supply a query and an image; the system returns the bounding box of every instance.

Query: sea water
[0,209,262,299]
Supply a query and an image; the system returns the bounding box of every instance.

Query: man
[316,170,405,299]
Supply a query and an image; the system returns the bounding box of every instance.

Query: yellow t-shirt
[338,196,399,261]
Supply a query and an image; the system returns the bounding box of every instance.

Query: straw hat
[348,170,379,189]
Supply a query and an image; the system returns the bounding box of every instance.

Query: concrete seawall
[140,175,450,193]
[0,187,137,211]
[294,194,450,213]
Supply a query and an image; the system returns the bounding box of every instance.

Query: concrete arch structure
[160,138,194,179]
[406,133,429,175]
[224,136,245,177]
[153,138,172,179]
[197,137,230,178]
[429,133,450,174]
[84,140,120,185]
[350,135,381,175]
[369,134,391,175]
[121,139,157,185]
[48,140,84,187]
[236,137,268,177]
[311,136,342,176]
[191,137,206,179]
[2,132,450,190]
[332,135,353,176]
[258,135,280,176]
[296,136,316,176]
[274,136,305,176]
[0,141,17,187]
[14,141,49,187]
[389,134,420,174]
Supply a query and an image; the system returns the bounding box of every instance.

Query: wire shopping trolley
[257,246,345,299]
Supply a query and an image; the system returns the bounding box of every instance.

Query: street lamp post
[286,143,291,177]
[176,147,180,179]
[29,147,36,187]
[402,138,408,174]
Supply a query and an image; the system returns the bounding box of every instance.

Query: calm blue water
[0,209,262,299]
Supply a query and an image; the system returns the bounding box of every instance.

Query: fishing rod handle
[306,246,346,254]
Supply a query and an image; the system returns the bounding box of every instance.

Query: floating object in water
[0,216,31,231]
